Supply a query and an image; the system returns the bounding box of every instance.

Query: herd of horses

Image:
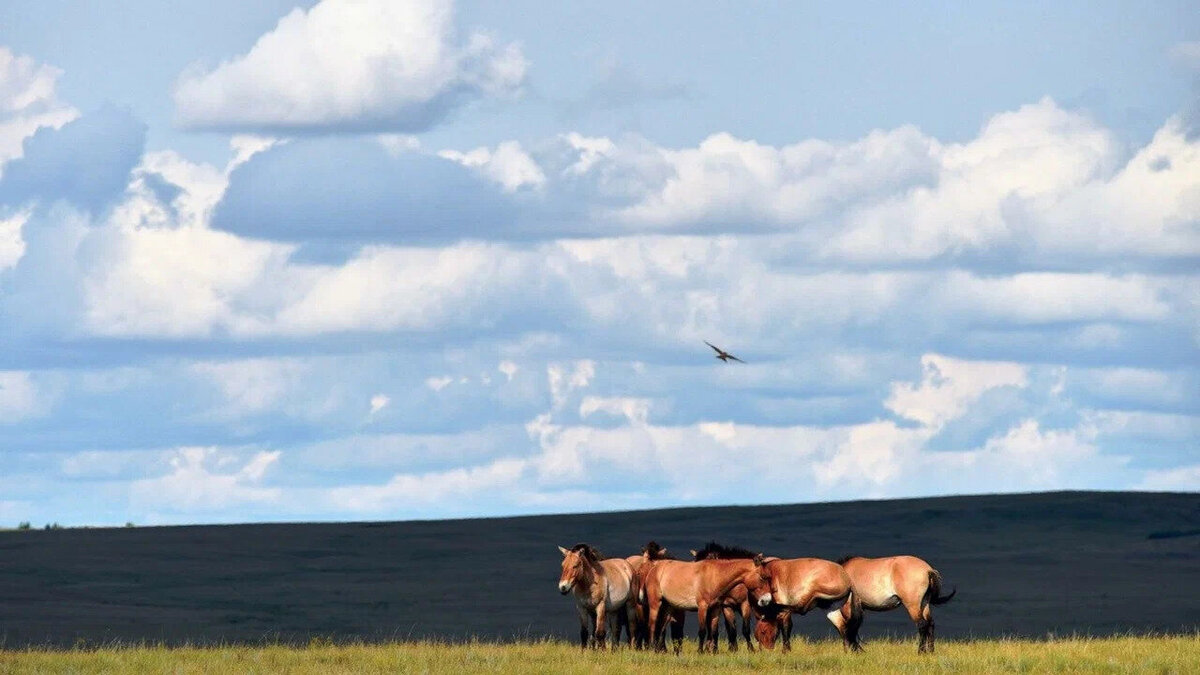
[557,541,956,655]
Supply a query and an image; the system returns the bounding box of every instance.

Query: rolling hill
[1,491,1196,648]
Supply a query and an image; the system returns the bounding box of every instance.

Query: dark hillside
[1,491,1196,648]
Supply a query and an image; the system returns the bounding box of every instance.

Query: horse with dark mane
[690,542,759,651]
[557,543,638,649]
[642,548,773,653]
[630,541,685,651]
[833,555,956,653]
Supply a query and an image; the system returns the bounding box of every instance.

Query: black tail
[928,570,956,606]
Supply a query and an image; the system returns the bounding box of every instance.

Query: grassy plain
[2,636,1197,674]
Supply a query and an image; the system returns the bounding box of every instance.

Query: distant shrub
[125,522,135,528]
[44,522,62,530]
[17,521,31,530]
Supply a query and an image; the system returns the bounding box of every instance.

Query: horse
[642,551,772,653]
[632,541,685,651]
[557,543,638,649]
[690,542,759,652]
[748,556,862,653]
[833,555,956,653]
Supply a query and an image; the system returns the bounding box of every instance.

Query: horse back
[600,558,636,607]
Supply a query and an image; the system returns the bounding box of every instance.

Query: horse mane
[569,543,602,562]
[836,555,861,565]
[693,541,758,560]
[641,540,675,560]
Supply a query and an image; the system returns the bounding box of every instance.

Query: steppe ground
[2,636,1198,674]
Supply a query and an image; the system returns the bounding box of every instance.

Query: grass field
[2,636,1197,674]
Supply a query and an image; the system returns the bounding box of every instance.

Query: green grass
[2,636,1196,674]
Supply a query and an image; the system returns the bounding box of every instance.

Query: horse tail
[927,569,956,606]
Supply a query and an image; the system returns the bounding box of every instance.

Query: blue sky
[0,0,1196,526]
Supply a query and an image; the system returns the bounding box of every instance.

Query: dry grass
[2,635,1196,674]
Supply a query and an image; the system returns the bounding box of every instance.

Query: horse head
[557,543,599,594]
[744,553,774,607]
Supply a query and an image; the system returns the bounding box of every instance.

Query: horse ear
[690,549,698,557]
[754,553,765,566]
[558,546,569,556]
[660,547,668,556]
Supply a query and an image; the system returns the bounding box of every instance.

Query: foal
[642,552,772,653]
[557,544,638,649]
[834,555,956,653]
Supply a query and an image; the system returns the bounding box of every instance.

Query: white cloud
[579,396,650,424]
[425,376,453,391]
[129,447,282,512]
[0,208,28,271]
[497,360,518,381]
[547,360,594,409]
[0,48,78,173]
[886,354,1028,428]
[173,0,527,132]
[369,393,390,415]
[439,141,545,191]
[542,99,1199,263]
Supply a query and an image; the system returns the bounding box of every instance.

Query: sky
[0,0,1197,526]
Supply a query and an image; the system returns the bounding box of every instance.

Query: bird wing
[704,340,723,355]
[727,354,746,363]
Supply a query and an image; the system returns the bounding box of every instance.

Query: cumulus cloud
[0,48,78,173]
[886,354,1028,428]
[173,0,527,133]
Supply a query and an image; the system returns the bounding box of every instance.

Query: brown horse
[749,556,862,653]
[690,542,759,652]
[557,544,638,649]
[833,555,956,653]
[642,552,772,653]
[632,541,686,651]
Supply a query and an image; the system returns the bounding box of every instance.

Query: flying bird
[704,341,745,363]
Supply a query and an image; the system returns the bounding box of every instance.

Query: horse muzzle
[756,593,773,607]
[558,582,572,594]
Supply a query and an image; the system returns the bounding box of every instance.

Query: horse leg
[593,603,608,650]
[670,609,685,655]
[919,603,935,654]
[780,612,794,653]
[829,593,863,652]
[623,601,637,649]
[741,599,755,652]
[904,599,929,653]
[576,605,591,649]
[696,601,711,653]
[722,605,738,652]
[843,594,865,652]
[648,601,664,652]
[634,597,648,649]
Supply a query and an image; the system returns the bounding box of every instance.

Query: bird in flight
[704,341,745,363]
